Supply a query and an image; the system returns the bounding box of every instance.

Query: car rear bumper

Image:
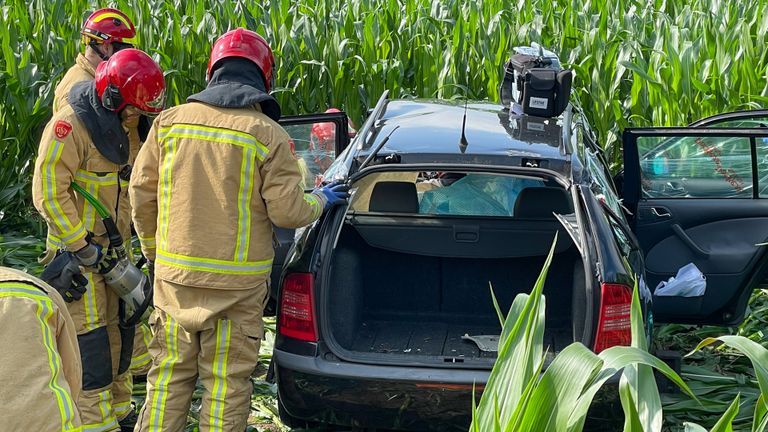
[274,349,490,431]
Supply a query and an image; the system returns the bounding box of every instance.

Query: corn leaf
[752,394,768,432]
[506,348,548,432]
[515,343,603,431]
[489,281,504,329]
[472,233,557,430]
[619,380,645,432]
[566,344,696,432]
[709,394,740,432]
[621,278,662,432]
[692,337,768,402]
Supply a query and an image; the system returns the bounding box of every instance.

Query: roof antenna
[459,97,469,154]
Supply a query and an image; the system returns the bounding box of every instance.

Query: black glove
[40,252,89,303]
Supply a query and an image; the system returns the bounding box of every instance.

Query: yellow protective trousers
[136,279,267,431]
[69,272,135,431]
[131,322,154,375]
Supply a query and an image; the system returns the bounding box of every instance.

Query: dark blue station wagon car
[266,91,768,431]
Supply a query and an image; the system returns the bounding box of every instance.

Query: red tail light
[279,273,318,342]
[593,283,632,353]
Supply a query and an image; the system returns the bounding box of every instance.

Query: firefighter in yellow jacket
[130,28,349,431]
[53,5,155,388]
[32,49,165,432]
[0,266,83,431]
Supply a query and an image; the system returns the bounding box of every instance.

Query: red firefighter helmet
[207,28,275,91]
[310,112,338,151]
[81,8,137,47]
[95,49,166,114]
[310,108,358,150]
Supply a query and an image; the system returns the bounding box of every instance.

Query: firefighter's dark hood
[68,81,130,165]
[187,57,281,121]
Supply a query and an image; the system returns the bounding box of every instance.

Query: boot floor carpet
[348,319,573,359]
[350,320,499,358]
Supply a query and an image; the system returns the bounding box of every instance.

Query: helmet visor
[140,89,166,116]
[112,41,134,52]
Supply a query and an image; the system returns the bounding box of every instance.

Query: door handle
[651,207,671,218]
[454,225,479,243]
[671,224,710,258]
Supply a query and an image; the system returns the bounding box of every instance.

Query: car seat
[368,181,419,213]
[513,187,573,218]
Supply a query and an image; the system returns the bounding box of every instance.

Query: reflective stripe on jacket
[0,266,82,431]
[32,105,134,254]
[130,102,327,289]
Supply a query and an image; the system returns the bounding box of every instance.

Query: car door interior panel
[623,127,768,324]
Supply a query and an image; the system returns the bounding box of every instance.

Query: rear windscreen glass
[350,171,552,217]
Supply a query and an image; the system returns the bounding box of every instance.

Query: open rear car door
[264,111,351,312]
[623,126,768,325]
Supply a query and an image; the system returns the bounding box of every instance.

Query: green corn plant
[5,0,768,233]
[470,233,696,432]
[682,336,768,431]
[472,232,768,431]
[656,290,768,429]
[0,232,45,274]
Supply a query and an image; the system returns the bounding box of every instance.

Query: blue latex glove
[315,180,350,210]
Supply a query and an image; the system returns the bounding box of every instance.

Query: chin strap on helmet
[88,40,110,61]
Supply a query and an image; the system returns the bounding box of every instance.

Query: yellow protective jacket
[0,266,82,431]
[130,102,327,290]
[32,103,138,256]
[53,54,97,113]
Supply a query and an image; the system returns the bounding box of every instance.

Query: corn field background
[3,0,768,233]
[3,0,768,430]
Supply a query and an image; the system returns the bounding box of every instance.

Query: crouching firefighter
[0,266,83,431]
[130,28,350,431]
[33,48,166,432]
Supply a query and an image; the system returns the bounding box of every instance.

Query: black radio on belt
[118,165,132,182]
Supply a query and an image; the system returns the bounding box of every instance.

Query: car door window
[707,118,768,128]
[696,115,768,194]
[581,126,626,219]
[279,112,352,189]
[283,121,340,189]
[585,151,623,214]
[638,135,754,198]
[602,203,633,257]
